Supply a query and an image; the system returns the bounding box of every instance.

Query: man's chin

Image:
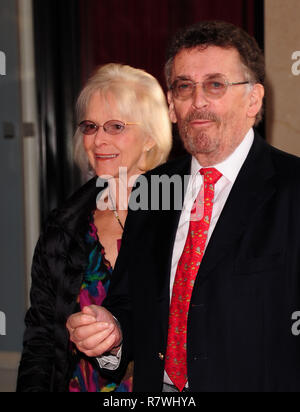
[183,132,216,155]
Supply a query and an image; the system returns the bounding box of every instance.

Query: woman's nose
[94,126,110,146]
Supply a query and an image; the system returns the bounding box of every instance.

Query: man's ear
[167,91,178,124]
[247,83,265,120]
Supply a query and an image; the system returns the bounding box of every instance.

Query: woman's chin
[94,164,120,179]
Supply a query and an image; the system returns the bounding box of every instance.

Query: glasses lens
[203,77,227,98]
[104,120,125,135]
[79,121,98,135]
[172,80,195,99]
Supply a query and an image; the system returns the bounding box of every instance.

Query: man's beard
[178,110,222,156]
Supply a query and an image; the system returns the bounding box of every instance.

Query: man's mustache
[185,110,221,125]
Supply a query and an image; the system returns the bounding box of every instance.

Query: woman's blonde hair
[74,63,172,177]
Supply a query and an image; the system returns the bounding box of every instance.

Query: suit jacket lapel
[156,156,192,277]
[153,156,192,340]
[196,134,277,284]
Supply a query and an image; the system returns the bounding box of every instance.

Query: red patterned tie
[165,168,222,391]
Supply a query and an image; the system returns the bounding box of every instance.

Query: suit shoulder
[268,144,300,178]
[144,154,192,178]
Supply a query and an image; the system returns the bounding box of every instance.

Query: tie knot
[200,168,222,185]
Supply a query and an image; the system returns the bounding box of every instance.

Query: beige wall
[0,352,20,392]
[265,0,300,156]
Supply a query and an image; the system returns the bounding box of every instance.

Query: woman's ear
[167,91,178,124]
[143,136,156,153]
[137,137,156,172]
[247,83,265,120]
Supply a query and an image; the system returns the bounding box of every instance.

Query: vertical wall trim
[17,0,40,307]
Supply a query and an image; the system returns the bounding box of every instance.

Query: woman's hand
[66,305,122,357]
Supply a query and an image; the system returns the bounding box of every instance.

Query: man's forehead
[172,46,242,78]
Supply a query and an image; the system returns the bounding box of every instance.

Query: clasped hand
[66,305,122,357]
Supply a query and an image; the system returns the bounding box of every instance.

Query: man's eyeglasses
[170,74,250,100]
[78,120,139,136]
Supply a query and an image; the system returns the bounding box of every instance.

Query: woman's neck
[110,172,142,211]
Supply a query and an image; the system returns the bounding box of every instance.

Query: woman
[17,63,172,392]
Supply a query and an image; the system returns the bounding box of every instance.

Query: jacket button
[193,353,208,361]
[158,353,164,360]
[194,353,208,361]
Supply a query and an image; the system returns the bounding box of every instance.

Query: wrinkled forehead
[171,46,246,81]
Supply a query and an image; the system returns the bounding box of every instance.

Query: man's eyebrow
[173,73,225,82]
[173,75,193,81]
[205,72,224,79]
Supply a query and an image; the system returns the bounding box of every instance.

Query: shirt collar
[191,128,254,184]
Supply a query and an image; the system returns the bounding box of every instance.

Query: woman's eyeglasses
[170,74,250,100]
[78,120,139,135]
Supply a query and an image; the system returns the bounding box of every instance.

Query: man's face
[168,46,264,166]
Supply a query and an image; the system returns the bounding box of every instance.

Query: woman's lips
[95,153,119,160]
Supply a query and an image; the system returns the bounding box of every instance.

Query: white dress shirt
[169,128,254,297]
[99,128,255,385]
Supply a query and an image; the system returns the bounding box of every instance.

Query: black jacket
[103,134,300,392]
[17,177,103,392]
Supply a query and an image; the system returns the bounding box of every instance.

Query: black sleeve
[16,220,66,392]
[100,209,136,379]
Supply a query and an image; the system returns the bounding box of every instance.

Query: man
[67,21,300,392]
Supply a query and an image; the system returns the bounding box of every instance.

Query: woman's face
[83,91,152,180]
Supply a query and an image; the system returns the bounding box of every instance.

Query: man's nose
[192,84,209,109]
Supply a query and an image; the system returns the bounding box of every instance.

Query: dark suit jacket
[103,133,300,392]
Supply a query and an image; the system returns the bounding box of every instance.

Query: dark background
[33,0,264,222]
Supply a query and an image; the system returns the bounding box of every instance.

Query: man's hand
[66,305,122,357]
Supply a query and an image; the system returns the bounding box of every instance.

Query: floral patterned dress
[69,213,133,392]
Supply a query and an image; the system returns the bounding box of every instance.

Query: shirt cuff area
[96,346,122,370]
